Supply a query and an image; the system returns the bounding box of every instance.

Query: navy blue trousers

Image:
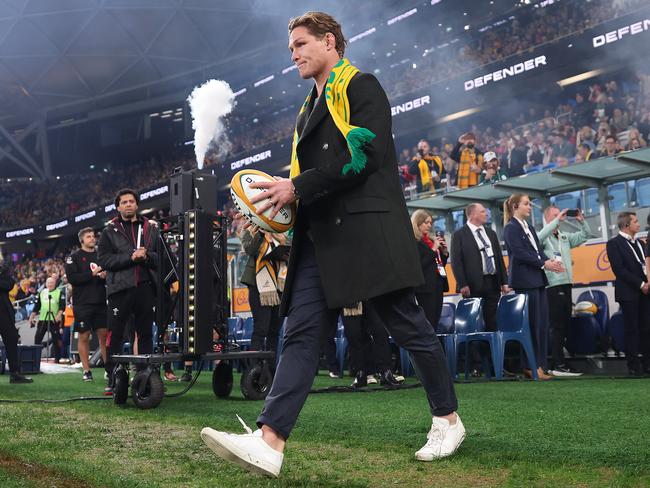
[257,240,458,440]
[514,286,549,370]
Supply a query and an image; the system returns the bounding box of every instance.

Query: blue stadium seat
[567,316,601,355]
[608,182,628,212]
[462,304,501,380]
[451,298,484,379]
[567,289,608,355]
[240,317,254,348]
[577,290,609,334]
[636,178,650,207]
[437,302,455,334]
[495,294,538,380]
[227,317,243,339]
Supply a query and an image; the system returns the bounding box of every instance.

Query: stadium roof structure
[0,0,408,127]
[407,148,650,239]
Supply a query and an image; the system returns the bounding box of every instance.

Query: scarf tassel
[343,301,363,316]
[259,291,281,307]
[341,127,376,176]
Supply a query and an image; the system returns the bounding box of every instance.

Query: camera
[566,209,580,217]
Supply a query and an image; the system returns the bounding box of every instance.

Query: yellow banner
[232,287,251,313]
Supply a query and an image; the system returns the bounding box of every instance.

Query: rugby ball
[230,169,296,233]
[574,301,598,316]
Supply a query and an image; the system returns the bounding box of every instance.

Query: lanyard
[625,239,645,267]
[548,232,561,255]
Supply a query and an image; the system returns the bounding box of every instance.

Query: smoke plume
[187,79,235,169]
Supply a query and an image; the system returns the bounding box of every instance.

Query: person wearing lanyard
[503,194,565,380]
[411,210,449,331]
[451,203,509,333]
[606,212,650,376]
[538,206,591,377]
[451,203,509,376]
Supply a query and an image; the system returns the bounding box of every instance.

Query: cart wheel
[240,361,273,401]
[131,368,164,409]
[113,367,129,405]
[212,362,233,398]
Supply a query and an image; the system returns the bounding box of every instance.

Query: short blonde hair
[411,209,432,241]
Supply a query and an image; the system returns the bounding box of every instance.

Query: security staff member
[65,227,108,382]
[0,253,32,383]
[451,203,508,331]
[98,188,159,394]
[606,212,650,376]
[29,276,65,363]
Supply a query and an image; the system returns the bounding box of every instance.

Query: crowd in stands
[0,0,647,231]
[399,74,650,195]
[375,0,645,99]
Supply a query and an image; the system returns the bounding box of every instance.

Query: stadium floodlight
[437,107,483,124]
[557,69,605,87]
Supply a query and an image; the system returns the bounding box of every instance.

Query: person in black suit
[411,209,449,331]
[201,11,463,476]
[0,253,32,384]
[451,203,508,331]
[503,194,564,381]
[606,212,650,376]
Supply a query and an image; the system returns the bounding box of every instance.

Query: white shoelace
[425,422,445,447]
[236,414,253,434]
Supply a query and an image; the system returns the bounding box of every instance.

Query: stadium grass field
[0,371,649,487]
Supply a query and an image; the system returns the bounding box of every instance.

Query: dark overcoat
[282,72,423,315]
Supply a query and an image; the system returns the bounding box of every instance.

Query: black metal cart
[109,171,275,409]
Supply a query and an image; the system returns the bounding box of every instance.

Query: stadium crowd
[398,73,650,194]
[1,0,646,230]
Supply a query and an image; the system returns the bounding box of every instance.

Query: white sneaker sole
[415,431,466,461]
[550,370,583,377]
[200,428,281,478]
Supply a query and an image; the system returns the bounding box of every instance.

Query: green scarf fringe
[341,127,376,175]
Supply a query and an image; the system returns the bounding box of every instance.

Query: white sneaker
[394,374,405,383]
[415,414,466,461]
[201,415,284,477]
[367,375,378,385]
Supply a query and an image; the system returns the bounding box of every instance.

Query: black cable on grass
[309,382,423,394]
[0,396,111,404]
[164,362,203,398]
[0,363,204,403]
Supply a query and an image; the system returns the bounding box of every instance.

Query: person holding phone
[538,206,591,376]
[503,194,565,380]
[411,210,448,331]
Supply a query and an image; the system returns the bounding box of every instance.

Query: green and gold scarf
[289,58,376,179]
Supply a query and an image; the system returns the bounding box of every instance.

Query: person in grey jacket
[538,206,591,376]
[239,227,289,359]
